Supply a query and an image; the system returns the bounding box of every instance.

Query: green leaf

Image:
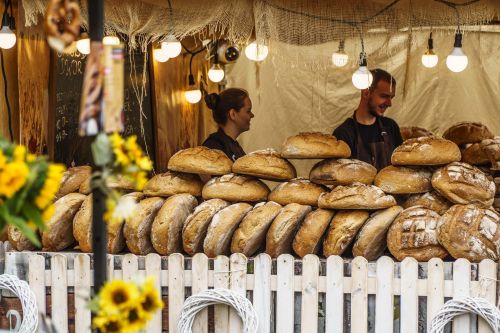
[91,133,113,167]
[2,211,41,248]
[23,202,46,231]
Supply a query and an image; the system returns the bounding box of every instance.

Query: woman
[203,88,254,161]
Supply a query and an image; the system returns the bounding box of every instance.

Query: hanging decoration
[44,0,81,53]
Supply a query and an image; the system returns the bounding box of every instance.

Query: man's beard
[367,104,380,118]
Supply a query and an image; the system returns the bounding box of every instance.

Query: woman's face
[232,96,254,133]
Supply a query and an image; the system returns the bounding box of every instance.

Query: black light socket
[428,32,434,50]
[188,74,195,86]
[454,32,463,48]
[359,52,368,67]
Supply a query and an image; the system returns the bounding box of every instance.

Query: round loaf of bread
[168,146,232,175]
[402,191,452,215]
[8,225,38,251]
[352,205,403,261]
[202,174,270,202]
[151,194,197,255]
[292,209,335,257]
[268,178,328,206]
[437,204,500,261]
[431,162,495,207]
[182,199,229,255]
[391,137,461,166]
[266,203,312,257]
[387,206,448,261]
[323,210,370,257]
[309,158,377,185]
[462,143,489,165]
[56,166,92,199]
[73,194,93,253]
[400,126,434,141]
[442,122,494,146]
[232,148,296,181]
[143,171,203,197]
[231,201,282,256]
[374,165,432,194]
[281,132,351,159]
[203,203,253,257]
[79,174,136,194]
[318,183,397,210]
[480,137,500,169]
[107,192,144,254]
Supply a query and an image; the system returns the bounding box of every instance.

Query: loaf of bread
[387,206,448,261]
[402,191,452,215]
[266,203,312,257]
[79,174,136,194]
[400,126,434,141]
[292,209,335,257]
[232,149,297,181]
[462,143,490,165]
[107,192,144,254]
[281,132,351,159]
[56,166,92,199]
[8,225,38,251]
[323,210,370,257]
[431,162,495,207]
[480,136,500,169]
[73,194,93,253]
[143,171,203,197]
[442,122,494,146]
[168,146,232,175]
[374,165,432,194]
[437,204,500,261]
[203,203,253,257]
[391,137,461,166]
[268,178,328,206]
[231,201,282,256]
[318,183,397,210]
[182,199,229,255]
[352,205,403,260]
[202,174,270,202]
[309,158,377,185]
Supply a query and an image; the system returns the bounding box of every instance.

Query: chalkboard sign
[50,48,155,167]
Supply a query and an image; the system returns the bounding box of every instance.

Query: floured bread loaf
[318,183,396,210]
[480,136,500,169]
[107,192,144,254]
[203,203,253,257]
[442,122,494,146]
[431,162,495,207]
[8,225,38,251]
[56,166,91,198]
[437,204,500,261]
[281,132,351,159]
[269,178,328,206]
[183,199,229,255]
[168,146,232,175]
[151,194,197,255]
[462,143,490,165]
[391,137,461,166]
[143,171,203,197]
[400,126,434,141]
[123,197,164,255]
[352,205,403,260]
[387,206,448,261]
[266,203,312,257]
[202,174,269,202]
[402,191,452,215]
[374,166,432,194]
[292,209,335,257]
[42,193,86,251]
[231,201,282,256]
[323,210,370,257]
[79,174,136,194]
[309,158,377,185]
[232,149,296,181]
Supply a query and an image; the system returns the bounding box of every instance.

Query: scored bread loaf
[400,126,434,141]
[292,208,335,257]
[309,158,377,186]
[462,143,490,165]
[480,136,500,169]
[232,149,297,181]
[442,122,494,146]
[318,183,397,210]
[268,178,328,206]
[402,191,452,215]
[73,194,93,253]
[391,137,461,166]
[56,166,92,199]
[143,171,203,197]
[168,146,232,175]
[374,165,432,194]
[8,225,38,251]
[323,210,370,257]
[387,206,448,261]
[79,174,136,194]
[281,132,351,159]
[202,174,270,202]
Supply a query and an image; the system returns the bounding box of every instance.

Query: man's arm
[390,120,404,147]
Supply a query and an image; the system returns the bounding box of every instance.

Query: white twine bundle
[177,288,258,333]
[0,274,38,333]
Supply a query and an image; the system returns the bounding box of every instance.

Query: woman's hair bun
[204,93,220,110]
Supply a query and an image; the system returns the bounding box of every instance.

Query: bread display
[374,165,432,194]
[400,126,434,141]
[281,132,351,159]
[442,122,494,146]
[387,206,448,261]
[462,143,490,165]
[167,146,232,176]
[231,201,282,256]
[292,208,335,257]
[318,183,397,210]
[232,149,297,181]
[323,210,370,257]
[143,171,203,197]
[437,204,500,261]
[268,178,328,206]
[79,174,136,194]
[309,158,377,185]
[8,225,38,251]
[202,174,270,202]
[391,137,461,166]
[402,191,452,215]
[56,166,92,198]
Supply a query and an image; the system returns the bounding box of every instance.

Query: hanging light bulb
[352,52,373,90]
[153,48,169,62]
[103,35,120,46]
[245,41,268,62]
[208,63,225,83]
[162,35,182,58]
[0,12,16,49]
[332,40,348,67]
[421,32,438,68]
[446,31,468,73]
[185,74,202,103]
[76,32,90,55]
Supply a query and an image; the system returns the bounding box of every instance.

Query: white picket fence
[23,252,497,333]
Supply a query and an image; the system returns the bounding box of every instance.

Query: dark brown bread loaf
[309,158,377,185]
[442,122,494,146]
[400,127,434,141]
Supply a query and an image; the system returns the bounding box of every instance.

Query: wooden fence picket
[122,253,138,281]
[325,255,343,333]
[400,257,418,333]
[351,257,368,333]
[51,255,68,333]
[214,255,230,333]
[301,255,319,333]
[145,253,162,333]
[375,256,394,333]
[28,254,46,315]
[253,254,272,333]
[74,254,91,333]
[427,258,444,331]
[478,259,497,333]
[168,253,185,333]
[191,253,209,333]
[453,259,471,333]
[229,253,247,333]
[276,254,295,333]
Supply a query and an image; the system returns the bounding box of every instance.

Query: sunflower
[99,280,141,313]
[93,314,124,333]
[0,150,6,168]
[137,156,153,171]
[110,133,130,167]
[13,145,26,162]
[139,277,163,319]
[134,171,148,191]
[0,161,29,198]
[123,306,148,332]
[42,204,55,223]
[34,164,65,209]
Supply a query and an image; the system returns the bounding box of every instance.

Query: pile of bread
[8,122,500,263]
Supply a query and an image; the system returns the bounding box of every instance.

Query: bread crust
[202,174,270,202]
[400,127,434,141]
[168,146,232,175]
[292,208,335,257]
[318,183,396,210]
[374,165,432,194]
[309,158,377,185]
[56,166,91,199]
[232,149,297,181]
[323,210,370,257]
[269,178,328,206]
[402,191,452,215]
[391,137,461,166]
[281,132,351,159]
[144,171,203,197]
[442,122,494,146]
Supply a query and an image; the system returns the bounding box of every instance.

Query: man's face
[367,80,396,117]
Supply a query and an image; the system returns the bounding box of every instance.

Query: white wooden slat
[375,256,394,333]
[191,254,209,333]
[478,259,497,333]
[351,256,368,333]
[400,257,418,333]
[122,253,138,281]
[229,253,247,333]
[453,259,471,333]
[28,254,46,316]
[276,254,294,333]
[427,258,444,331]
[168,253,185,333]
[107,254,115,280]
[214,255,230,333]
[51,255,68,333]
[325,256,343,333]
[301,254,319,333]
[74,254,91,333]
[253,254,272,333]
[145,253,162,333]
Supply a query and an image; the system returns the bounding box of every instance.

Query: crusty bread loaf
[400,126,434,141]
[431,162,495,207]
[352,205,403,260]
[202,174,270,202]
[480,136,500,169]
[437,204,500,261]
[231,201,282,256]
[442,122,494,146]
[391,137,461,166]
[281,132,351,159]
[374,165,432,194]
[123,197,164,255]
[79,174,136,194]
[8,225,38,251]
[268,178,328,206]
[42,193,86,251]
[232,149,297,181]
[151,194,197,255]
[182,199,229,255]
[309,158,377,186]
[402,191,452,215]
[387,206,448,261]
[266,203,312,257]
[168,146,232,175]
[203,203,253,257]
[462,143,490,165]
[143,171,203,197]
[323,210,370,257]
[292,209,335,257]
[56,166,92,199]
[107,192,144,254]
[318,183,397,210]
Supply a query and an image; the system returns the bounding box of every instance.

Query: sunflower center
[142,295,153,311]
[105,320,121,333]
[128,308,140,323]
[112,290,127,304]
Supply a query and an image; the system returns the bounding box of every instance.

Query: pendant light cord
[1,0,14,141]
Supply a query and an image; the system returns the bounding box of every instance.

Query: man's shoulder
[334,118,355,131]
[381,116,400,129]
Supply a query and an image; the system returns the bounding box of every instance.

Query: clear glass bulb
[421,50,438,68]
[103,36,120,46]
[332,51,348,67]
[352,66,373,89]
[162,35,182,58]
[245,41,269,62]
[153,48,169,62]
[0,25,16,49]
[76,38,90,55]
[446,47,468,72]
[185,89,202,103]
[208,64,225,83]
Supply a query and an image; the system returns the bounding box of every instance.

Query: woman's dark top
[202,128,246,161]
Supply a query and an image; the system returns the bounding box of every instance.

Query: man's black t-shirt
[202,128,246,161]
